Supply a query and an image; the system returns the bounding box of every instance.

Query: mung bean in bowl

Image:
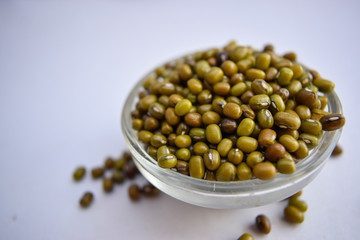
[121,42,344,209]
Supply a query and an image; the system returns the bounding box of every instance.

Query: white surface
[0,0,359,239]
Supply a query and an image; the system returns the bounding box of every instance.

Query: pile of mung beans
[131,41,345,181]
[73,151,159,208]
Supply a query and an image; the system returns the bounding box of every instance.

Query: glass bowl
[121,66,343,209]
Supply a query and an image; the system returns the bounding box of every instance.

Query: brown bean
[142,183,160,197]
[143,116,159,131]
[220,118,238,134]
[241,104,256,119]
[265,67,278,81]
[128,184,141,201]
[168,94,184,107]
[265,143,286,162]
[165,108,181,126]
[212,98,227,114]
[240,90,254,104]
[256,215,271,234]
[176,160,189,175]
[230,73,245,85]
[331,145,343,157]
[295,88,317,107]
[197,90,213,104]
[274,88,290,102]
[258,129,277,148]
[213,82,231,96]
[124,161,138,179]
[320,113,345,131]
[104,157,114,169]
[223,102,242,119]
[184,112,202,127]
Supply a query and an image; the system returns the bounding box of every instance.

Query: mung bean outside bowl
[121,64,343,210]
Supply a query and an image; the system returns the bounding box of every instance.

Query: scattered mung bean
[288,197,308,212]
[284,205,304,223]
[79,192,94,208]
[91,167,104,179]
[255,214,271,234]
[103,178,113,193]
[104,157,114,169]
[73,167,86,181]
[331,145,343,157]
[142,183,159,197]
[112,170,125,184]
[237,233,254,240]
[128,184,141,201]
[124,161,139,179]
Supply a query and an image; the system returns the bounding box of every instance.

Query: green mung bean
[158,154,177,168]
[249,94,271,110]
[255,53,271,70]
[236,136,258,153]
[257,109,274,129]
[284,205,304,223]
[217,138,233,157]
[237,233,254,240]
[228,148,244,165]
[246,151,264,168]
[189,156,205,179]
[203,149,221,171]
[288,197,308,212]
[237,118,255,136]
[103,178,113,193]
[91,167,104,179]
[73,167,86,181]
[236,162,252,180]
[205,67,224,85]
[205,124,222,144]
[80,192,94,208]
[215,162,236,181]
[277,158,296,174]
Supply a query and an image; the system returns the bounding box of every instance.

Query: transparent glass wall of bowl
[121,71,343,209]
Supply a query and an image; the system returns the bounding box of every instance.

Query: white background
[1,0,359,239]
